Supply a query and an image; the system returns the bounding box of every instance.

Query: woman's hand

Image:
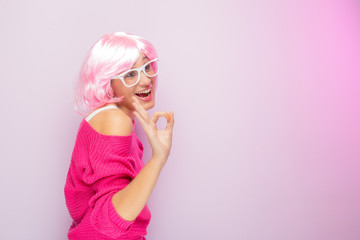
[131,96,174,167]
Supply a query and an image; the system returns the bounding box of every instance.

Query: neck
[111,103,135,122]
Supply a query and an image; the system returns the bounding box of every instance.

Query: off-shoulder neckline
[81,118,135,138]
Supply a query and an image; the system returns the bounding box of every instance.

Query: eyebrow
[131,56,149,69]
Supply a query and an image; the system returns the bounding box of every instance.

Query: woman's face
[111,52,156,116]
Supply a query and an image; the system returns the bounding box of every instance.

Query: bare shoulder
[87,107,133,136]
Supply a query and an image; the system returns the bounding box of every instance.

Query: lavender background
[1,0,359,239]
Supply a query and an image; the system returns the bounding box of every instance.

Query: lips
[135,86,152,94]
[135,90,151,98]
[135,89,152,101]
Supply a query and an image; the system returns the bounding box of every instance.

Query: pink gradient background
[1,0,359,239]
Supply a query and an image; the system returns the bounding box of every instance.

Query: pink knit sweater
[64,118,151,240]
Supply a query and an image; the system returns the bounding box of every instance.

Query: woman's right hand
[131,96,175,167]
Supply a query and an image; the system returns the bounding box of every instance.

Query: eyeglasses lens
[123,70,139,86]
[144,60,159,77]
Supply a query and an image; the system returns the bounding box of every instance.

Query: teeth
[136,88,151,94]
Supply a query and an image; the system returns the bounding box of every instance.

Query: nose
[139,71,152,86]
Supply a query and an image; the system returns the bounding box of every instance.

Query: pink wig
[74,32,159,115]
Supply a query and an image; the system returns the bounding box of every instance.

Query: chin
[137,92,155,110]
[146,100,155,110]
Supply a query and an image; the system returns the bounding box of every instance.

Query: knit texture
[64,118,151,240]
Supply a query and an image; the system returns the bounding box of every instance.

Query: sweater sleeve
[82,134,139,238]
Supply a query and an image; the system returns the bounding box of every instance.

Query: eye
[145,63,151,71]
[125,71,136,78]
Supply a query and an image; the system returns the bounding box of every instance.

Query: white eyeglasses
[111,58,159,87]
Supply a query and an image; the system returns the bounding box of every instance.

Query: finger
[133,110,148,129]
[164,112,171,121]
[132,96,150,121]
[165,111,174,131]
[151,112,169,129]
[132,96,147,118]
[151,112,168,123]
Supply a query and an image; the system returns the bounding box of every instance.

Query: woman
[64,32,175,240]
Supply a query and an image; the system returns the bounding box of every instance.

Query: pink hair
[74,32,159,115]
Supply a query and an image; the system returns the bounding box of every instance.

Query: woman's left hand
[131,96,175,164]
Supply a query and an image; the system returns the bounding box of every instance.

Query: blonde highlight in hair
[74,32,158,115]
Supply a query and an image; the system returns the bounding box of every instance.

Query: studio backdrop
[0,0,359,239]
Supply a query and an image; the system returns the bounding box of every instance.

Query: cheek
[124,89,136,101]
[112,82,134,98]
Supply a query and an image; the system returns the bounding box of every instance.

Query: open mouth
[135,88,152,100]
[135,91,151,98]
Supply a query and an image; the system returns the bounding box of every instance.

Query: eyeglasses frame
[111,58,159,88]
